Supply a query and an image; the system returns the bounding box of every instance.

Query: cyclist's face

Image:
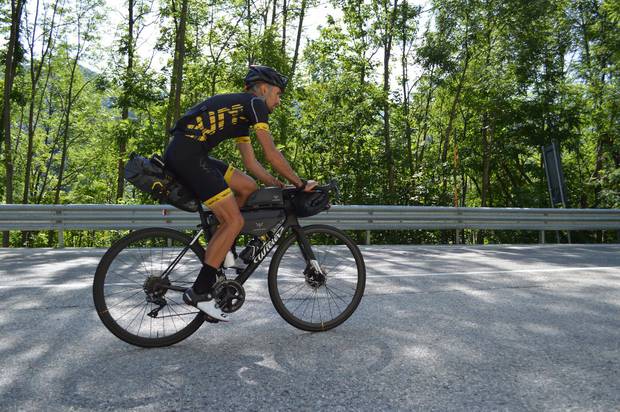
[263,85,282,113]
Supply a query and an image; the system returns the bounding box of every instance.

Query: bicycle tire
[93,228,205,347]
[268,225,366,332]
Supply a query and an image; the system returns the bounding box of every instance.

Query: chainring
[213,280,245,313]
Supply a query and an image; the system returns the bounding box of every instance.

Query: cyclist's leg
[166,153,242,291]
[227,169,257,207]
[209,158,257,207]
[203,194,244,268]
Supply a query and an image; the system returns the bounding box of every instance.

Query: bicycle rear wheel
[93,228,205,347]
[268,225,366,332]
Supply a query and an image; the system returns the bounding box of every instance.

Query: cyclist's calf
[204,196,244,267]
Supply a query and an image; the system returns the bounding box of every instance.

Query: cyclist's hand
[271,177,285,188]
[303,180,318,192]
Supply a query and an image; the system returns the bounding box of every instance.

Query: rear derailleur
[143,275,170,318]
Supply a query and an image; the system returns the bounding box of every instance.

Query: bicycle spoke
[115,299,148,324]
[324,282,356,297]
[107,266,145,287]
[324,284,344,314]
[167,304,179,333]
[319,248,349,272]
[316,288,324,325]
[323,285,336,320]
[279,281,306,297]
[292,291,313,316]
[323,284,351,306]
[126,301,148,330]
[105,289,144,311]
[136,303,148,337]
[281,282,307,302]
[104,286,143,298]
[166,295,196,317]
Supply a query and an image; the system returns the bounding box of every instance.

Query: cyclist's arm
[236,140,284,187]
[254,129,305,188]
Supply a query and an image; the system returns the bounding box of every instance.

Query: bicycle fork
[291,225,323,275]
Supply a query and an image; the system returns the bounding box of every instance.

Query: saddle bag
[124,153,200,212]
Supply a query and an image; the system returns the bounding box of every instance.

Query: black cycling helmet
[244,65,288,91]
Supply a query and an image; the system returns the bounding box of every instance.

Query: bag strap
[150,154,165,169]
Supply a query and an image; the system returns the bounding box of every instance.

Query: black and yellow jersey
[170,92,270,151]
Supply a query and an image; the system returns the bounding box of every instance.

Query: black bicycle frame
[161,205,318,292]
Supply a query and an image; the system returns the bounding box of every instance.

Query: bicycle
[93,182,366,347]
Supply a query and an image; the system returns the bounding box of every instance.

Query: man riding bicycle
[164,65,316,321]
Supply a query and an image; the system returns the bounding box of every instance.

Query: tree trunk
[248,0,253,64]
[381,0,399,197]
[173,0,188,122]
[271,0,277,26]
[23,0,59,206]
[275,0,308,147]
[416,66,435,165]
[22,0,58,245]
[116,0,136,201]
[165,0,188,141]
[281,0,287,54]
[401,5,412,176]
[481,113,494,207]
[53,54,80,206]
[441,51,470,163]
[2,0,25,247]
[290,0,307,80]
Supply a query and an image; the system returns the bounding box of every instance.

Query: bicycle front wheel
[268,225,366,332]
[93,228,205,347]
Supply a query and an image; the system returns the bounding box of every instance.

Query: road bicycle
[93,182,366,347]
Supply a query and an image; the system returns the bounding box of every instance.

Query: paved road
[1,244,619,411]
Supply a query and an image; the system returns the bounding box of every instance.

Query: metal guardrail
[1,204,619,246]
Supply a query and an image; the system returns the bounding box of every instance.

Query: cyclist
[164,65,316,321]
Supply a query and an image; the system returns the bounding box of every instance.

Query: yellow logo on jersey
[186,104,246,142]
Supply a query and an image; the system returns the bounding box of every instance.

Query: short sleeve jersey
[170,92,270,151]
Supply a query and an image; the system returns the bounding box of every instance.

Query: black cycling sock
[193,264,218,294]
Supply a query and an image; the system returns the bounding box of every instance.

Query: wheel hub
[143,276,171,303]
[304,267,326,288]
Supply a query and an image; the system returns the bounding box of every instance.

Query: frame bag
[124,153,199,212]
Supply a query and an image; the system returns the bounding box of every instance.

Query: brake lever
[327,179,340,203]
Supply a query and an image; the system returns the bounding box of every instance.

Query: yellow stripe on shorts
[204,188,233,207]
[224,165,235,184]
[253,122,269,131]
[235,136,251,144]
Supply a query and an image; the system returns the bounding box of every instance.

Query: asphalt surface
[0,244,619,411]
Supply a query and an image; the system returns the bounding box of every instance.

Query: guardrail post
[540,230,545,244]
[366,230,371,245]
[56,209,64,248]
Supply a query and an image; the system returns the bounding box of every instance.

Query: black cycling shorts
[164,138,235,207]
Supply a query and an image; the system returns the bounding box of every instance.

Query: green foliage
[1,0,619,247]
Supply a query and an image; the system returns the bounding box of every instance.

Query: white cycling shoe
[197,300,229,322]
[183,288,229,322]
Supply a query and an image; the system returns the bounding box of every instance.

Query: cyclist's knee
[219,210,244,234]
[237,178,257,199]
[246,181,258,197]
[234,214,245,233]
